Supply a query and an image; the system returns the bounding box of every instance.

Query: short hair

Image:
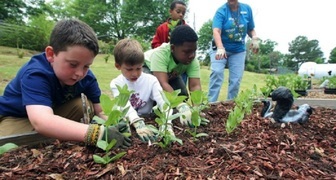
[113,38,144,66]
[49,19,99,56]
[170,0,186,10]
[170,25,198,46]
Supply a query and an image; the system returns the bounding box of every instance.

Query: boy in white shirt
[110,38,174,142]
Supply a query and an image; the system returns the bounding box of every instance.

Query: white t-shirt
[110,72,165,123]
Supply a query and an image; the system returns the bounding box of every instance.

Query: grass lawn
[0,46,267,101]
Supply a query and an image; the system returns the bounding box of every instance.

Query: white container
[298,62,336,78]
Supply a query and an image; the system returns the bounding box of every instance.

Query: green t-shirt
[144,43,200,80]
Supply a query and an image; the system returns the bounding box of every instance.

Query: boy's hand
[85,122,132,149]
[177,103,192,127]
[132,118,156,142]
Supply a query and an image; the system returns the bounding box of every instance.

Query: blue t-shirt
[212,3,255,53]
[0,53,101,117]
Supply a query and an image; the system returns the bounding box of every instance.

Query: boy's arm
[188,78,202,92]
[153,71,174,93]
[26,105,89,141]
[93,103,107,120]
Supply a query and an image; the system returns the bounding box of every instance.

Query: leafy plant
[185,90,209,141]
[151,90,184,149]
[0,143,18,156]
[93,84,132,164]
[226,85,259,133]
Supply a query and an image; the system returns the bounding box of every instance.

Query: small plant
[0,143,18,156]
[92,84,132,164]
[16,42,24,58]
[185,90,209,141]
[104,53,110,63]
[226,85,258,133]
[151,90,184,149]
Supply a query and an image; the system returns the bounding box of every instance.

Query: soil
[0,100,335,179]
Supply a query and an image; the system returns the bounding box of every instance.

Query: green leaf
[196,133,209,137]
[96,140,108,150]
[106,139,117,151]
[107,152,127,163]
[93,154,108,164]
[190,90,203,105]
[0,143,18,155]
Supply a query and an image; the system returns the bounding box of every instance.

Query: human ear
[45,46,55,63]
[115,63,121,70]
[170,44,175,53]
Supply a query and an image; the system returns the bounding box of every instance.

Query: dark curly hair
[170,25,198,46]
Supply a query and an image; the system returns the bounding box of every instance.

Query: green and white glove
[85,121,132,149]
[176,103,192,127]
[131,118,156,142]
[160,122,175,137]
[200,112,210,126]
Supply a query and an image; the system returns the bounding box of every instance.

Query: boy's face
[115,63,143,82]
[170,4,186,21]
[171,42,197,65]
[46,45,95,86]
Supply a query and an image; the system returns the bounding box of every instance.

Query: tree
[46,0,182,43]
[0,1,26,24]
[287,36,324,70]
[196,20,213,66]
[329,47,336,63]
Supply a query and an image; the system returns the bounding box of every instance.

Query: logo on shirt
[130,93,147,110]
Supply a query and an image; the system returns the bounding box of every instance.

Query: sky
[187,0,336,59]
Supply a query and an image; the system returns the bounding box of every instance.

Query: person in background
[144,25,207,127]
[151,0,188,84]
[0,19,131,149]
[110,38,174,142]
[208,0,260,102]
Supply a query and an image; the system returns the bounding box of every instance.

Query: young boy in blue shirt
[0,19,131,149]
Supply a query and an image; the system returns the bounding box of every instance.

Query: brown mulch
[0,101,336,179]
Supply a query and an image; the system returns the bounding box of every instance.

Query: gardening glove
[250,36,260,54]
[215,48,226,59]
[131,118,156,142]
[85,122,132,149]
[159,118,175,137]
[200,112,210,126]
[177,103,192,127]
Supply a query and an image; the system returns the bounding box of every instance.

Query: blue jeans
[208,50,246,102]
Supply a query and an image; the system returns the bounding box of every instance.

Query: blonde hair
[113,38,144,66]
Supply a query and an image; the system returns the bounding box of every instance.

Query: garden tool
[81,93,92,124]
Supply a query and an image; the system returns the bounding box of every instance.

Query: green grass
[0,47,267,101]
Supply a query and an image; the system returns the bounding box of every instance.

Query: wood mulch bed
[0,100,335,179]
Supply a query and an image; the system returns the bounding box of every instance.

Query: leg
[169,76,188,97]
[181,72,188,85]
[208,51,226,102]
[226,51,246,100]
[53,97,94,122]
[0,116,34,136]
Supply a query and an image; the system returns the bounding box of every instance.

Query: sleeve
[246,5,255,31]
[186,59,201,78]
[21,71,54,107]
[149,51,169,73]
[151,25,165,49]
[83,71,101,104]
[212,6,226,29]
[151,77,165,109]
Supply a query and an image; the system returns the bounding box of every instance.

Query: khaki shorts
[0,97,94,136]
